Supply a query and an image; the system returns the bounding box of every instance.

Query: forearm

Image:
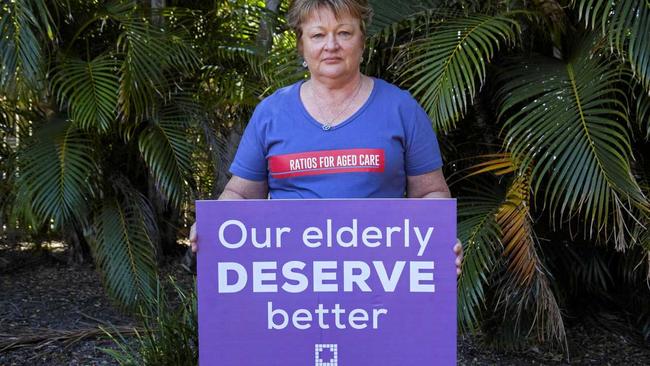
[406,169,451,198]
[218,175,268,200]
[421,189,451,199]
[218,188,247,200]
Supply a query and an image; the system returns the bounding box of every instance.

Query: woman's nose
[324,34,339,50]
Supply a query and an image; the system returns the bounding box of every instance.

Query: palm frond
[398,14,519,132]
[635,83,650,140]
[19,120,97,226]
[0,0,53,96]
[465,153,518,177]
[573,0,650,93]
[497,173,539,287]
[138,105,193,207]
[497,171,566,347]
[497,37,648,248]
[92,180,158,310]
[457,187,503,331]
[114,9,200,120]
[203,42,305,107]
[463,153,566,344]
[51,55,120,133]
[367,0,453,38]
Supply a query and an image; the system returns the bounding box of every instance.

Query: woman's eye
[311,34,324,39]
[339,31,351,36]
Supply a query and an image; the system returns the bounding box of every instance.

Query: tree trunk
[213,127,242,197]
[257,0,281,53]
[65,223,91,265]
[147,177,184,259]
[151,0,165,27]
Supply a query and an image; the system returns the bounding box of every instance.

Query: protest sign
[197,199,456,365]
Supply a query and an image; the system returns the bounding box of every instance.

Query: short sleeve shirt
[229,78,443,198]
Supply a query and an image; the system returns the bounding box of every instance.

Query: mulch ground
[0,245,649,365]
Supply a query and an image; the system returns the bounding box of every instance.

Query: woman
[191,0,462,273]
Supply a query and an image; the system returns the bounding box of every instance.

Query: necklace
[309,77,364,131]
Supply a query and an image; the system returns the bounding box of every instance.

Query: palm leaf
[367,0,451,38]
[497,171,566,346]
[457,187,503,331]
[468,154,546,285]
[497,174,541,287]
[0,0,53,95]
[19,120,97,226]
[138,105,193,207]
[51,55,120,132]
[114,8,200,120]
[497,37,648,247]
[203,40,305,107]
[463,153,566,344]
[572,0,650,93]
[398,14,519,132]
[92,182,158,310]
[635,83,650,140]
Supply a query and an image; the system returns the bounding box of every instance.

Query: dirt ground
[1,246,649,365]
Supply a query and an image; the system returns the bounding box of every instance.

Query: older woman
[191,0,462,273]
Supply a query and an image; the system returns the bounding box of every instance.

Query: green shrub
[102,277,198,366]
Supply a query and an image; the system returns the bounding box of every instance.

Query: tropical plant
[102,277,198,366]
[1,0,303,308]
[365,0,650,350]
[1,0,203,309]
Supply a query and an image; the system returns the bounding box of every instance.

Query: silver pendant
[322,124,332,131]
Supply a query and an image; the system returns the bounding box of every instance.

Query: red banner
[268,148,385,179]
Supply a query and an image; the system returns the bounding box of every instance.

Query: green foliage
[398,14,519,132]
[92,183,158,310]
[573,0,650,92]
[18,120,97,226]
[1,0,205,309]
[635,84,650,140]
[51,55,120,132]
[115,10,200,120]
[497,37,647,246]
[138,106,193,207]
[102,278,198,366]
[367,0,650,349]
[0,0,54,96]
[457,187,503,331]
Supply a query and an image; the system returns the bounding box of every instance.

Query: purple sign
[197,199,456,366]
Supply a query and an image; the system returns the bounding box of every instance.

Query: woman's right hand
[190,222,198,253]
[189,176,266,253]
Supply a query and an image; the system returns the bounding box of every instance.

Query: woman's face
[299,7,364,81]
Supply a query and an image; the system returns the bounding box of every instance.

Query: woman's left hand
[454,239,463,277]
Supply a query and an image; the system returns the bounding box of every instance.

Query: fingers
[454,239,463,277]
[453,240,462,255]
[190,223,198,253]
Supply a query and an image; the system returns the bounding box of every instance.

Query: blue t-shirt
[229,78,443,198]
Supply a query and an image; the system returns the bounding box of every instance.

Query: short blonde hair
[287,0,374,40]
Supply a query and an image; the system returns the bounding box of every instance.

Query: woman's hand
[190,222,198,253]
[189,176,267,254]
[454,239,463,276]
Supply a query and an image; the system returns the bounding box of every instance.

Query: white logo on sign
[315,344,338,366]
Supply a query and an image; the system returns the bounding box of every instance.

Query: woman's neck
[308,72,364,100]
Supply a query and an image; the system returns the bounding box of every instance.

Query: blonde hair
[287,0,374,40]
